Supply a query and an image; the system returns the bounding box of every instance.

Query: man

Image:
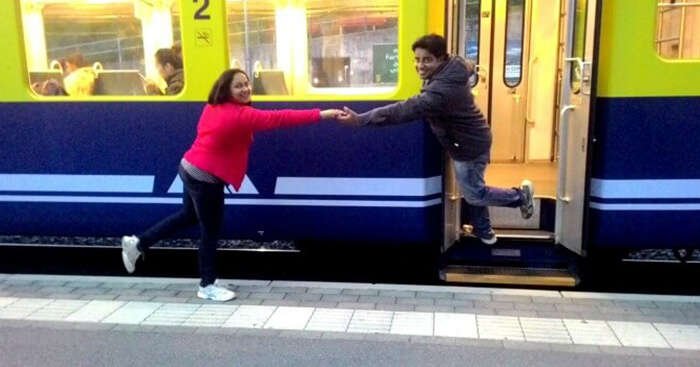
[337,34,533,245]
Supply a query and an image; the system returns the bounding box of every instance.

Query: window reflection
[504,0,524,87]
[226,0,399,95]
[657,0,700,59]
[570,0,587,92]
[307,0,398,89]
[464,0,480,87]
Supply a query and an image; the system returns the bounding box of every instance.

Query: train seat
[93,70,147,96]
[252,70,289,95]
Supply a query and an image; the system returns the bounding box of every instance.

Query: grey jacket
[357,56,491,161]
[165,69,184,95]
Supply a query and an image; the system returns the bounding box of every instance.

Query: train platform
[1,273,699,359]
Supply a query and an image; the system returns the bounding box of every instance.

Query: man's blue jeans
[453,151,524,237]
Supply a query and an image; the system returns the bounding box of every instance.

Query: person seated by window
[61,52,96,96]
[31,79,68,96]
[144,47,184,95]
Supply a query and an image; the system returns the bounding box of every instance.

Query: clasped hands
[320,107,360,126]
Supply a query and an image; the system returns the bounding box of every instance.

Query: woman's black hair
[155,47,183,70]
[411,34,448,59]
[207,68,249,105]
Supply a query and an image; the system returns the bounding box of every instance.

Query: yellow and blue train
[1,0,698,283]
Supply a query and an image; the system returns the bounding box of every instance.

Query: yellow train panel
[2,0,430,103]
[597,0,700,98]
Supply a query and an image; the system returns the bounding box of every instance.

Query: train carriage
[0,0,698,286]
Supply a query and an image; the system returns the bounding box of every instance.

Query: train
[1,0,698,286]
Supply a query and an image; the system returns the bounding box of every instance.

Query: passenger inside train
[60,52,97,97]
[31,78,67,96]
[23,0,183,97]
[144,46,184,95]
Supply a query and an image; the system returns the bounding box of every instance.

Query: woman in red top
[120,69,341,301]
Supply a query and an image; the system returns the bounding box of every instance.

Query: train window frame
[569,0,588,92]
[655,0,700,60]
[224,0,401,98]
[503,0,525,88]
[20,0,185,99]
[462,0,481,88]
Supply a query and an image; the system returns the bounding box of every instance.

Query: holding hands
[320,107,360,126]
[320,109,345,120]
[336,107,360,126]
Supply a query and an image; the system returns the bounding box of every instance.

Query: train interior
[441,0,584,286]
[21,0,183,96]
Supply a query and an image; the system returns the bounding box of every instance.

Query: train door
[447,0,562,236]
[490,0,530,162]
[454,0,531,162]
[555,0,598,255]
[442,0,599,285]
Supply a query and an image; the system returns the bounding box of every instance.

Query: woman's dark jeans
[137,165,224,287]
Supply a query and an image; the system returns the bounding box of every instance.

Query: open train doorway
[442,0,598,285]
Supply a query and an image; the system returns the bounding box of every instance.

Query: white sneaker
[197,284,236,302]
[121,235,141,274]
[477,230,498,245]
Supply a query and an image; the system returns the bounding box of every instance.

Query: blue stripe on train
[590,97,700,249]
[0,101,444,243]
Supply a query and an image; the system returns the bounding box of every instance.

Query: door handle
[557,105,576,203]
[564,57,583,72]
[475,64,488,83]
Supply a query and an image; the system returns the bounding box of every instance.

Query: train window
[504,0,524,87]
[570,0,588,92]
[463,0,481,88]
[656,1,700,59]
[308,0,399,91]
[226,0,399,96]
[226,1,281,95]
[20,0,183,97]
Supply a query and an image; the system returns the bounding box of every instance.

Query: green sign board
[372,44,398,84]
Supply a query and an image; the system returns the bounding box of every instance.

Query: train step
[440,265,579,287]
[461,226,555,242]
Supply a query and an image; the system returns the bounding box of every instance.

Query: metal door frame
[555,0,601,256]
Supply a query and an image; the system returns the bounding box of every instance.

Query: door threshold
[461,226,554,241]
[440,265,578,287]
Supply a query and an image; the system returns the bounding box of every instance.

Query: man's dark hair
[207,68,249,105]
[155,47,183,69]
[412,34,448,59]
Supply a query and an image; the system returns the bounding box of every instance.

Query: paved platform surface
[1,273,699,357]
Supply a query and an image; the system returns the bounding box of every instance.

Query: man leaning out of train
[337,33,534,246]
[121,68,343,301]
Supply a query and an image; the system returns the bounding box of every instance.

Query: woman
[62,53,96,96]
[121,68,341,301]
[145,47,184,95]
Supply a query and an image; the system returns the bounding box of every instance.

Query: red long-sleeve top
[183,103,321,191]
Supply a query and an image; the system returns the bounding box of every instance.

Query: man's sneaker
[197,284,236,302]
[519,180,534,220]
[476,230,498,245]
[121,235,141,274]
